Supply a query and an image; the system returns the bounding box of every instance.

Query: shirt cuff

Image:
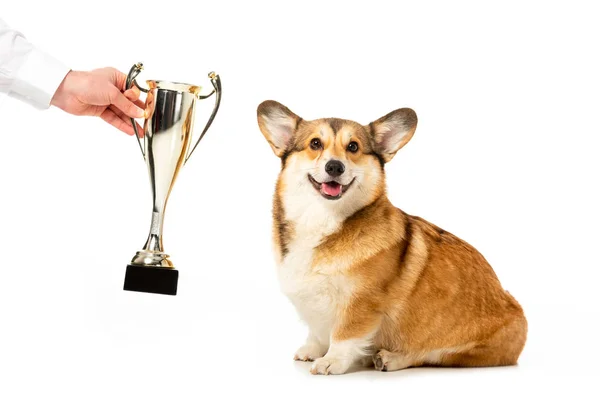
[9,46,70,110]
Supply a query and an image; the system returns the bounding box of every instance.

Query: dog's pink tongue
[322,182,342,197]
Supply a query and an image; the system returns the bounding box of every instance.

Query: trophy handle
[125,62,149,160]
[184,72,222,164]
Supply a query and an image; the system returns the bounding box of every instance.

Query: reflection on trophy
[122,62,222,296]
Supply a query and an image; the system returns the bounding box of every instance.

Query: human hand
[50,68,145,135]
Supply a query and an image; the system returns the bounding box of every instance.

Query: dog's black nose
[325,160,345,177]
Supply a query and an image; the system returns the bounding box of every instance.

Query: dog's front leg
[310,302,379,375]
[294,331,328,361]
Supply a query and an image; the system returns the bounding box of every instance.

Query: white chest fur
[275,197,353,344]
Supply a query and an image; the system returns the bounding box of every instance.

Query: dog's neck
[274,175,389,260]
[281,187,364,237]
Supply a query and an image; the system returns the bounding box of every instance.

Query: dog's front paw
[294,343,327,362]
[310,356,352,375]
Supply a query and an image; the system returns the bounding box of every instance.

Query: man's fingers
[100,108,135,135]
[109,105,144,136]
[125,84,141,99]
[124,89,146,110]
[111,69,129,92]
[112,68,142,104]
[108,86,144,119]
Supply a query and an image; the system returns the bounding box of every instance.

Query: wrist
[50,70,72,107]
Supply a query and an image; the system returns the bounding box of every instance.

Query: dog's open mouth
[308,174,355,200]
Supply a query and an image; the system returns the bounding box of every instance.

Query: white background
[1,1,599,399]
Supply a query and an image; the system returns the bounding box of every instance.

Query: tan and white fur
[257,100,527,375]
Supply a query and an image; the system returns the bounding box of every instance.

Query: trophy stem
[129,206,173,269]
[143,210,165,253]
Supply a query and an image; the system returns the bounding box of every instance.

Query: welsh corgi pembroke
[256,100,527,375]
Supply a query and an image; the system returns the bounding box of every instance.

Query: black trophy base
[123,264,179,296]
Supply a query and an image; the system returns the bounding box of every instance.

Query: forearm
[0,18,70,109]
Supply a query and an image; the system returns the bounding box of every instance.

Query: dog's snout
[325,160,345,177]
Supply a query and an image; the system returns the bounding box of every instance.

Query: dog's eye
[347,141,359,153]
[310,138,322,150]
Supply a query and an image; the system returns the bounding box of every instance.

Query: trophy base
[123,264,179,296]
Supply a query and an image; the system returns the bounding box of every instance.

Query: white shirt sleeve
[0,18,71,110]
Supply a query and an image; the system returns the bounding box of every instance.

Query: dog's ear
[368,108,418,163]
[257,100,301,157]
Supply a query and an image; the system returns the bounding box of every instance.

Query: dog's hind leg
[372,350,420,372]
[438,316,527,367]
